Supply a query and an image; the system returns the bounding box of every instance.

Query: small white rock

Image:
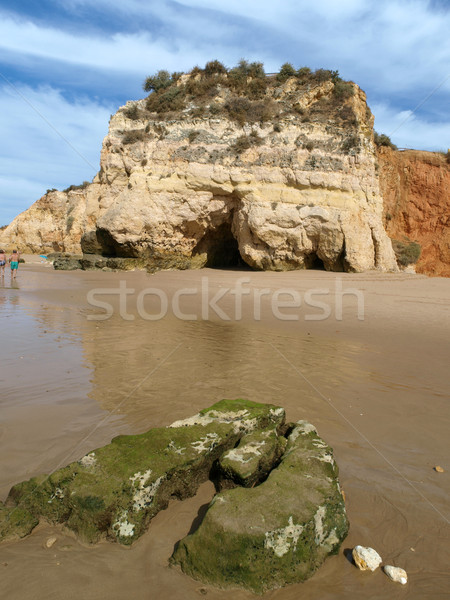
[45,536,57,549]
[352,545,382,571]
[384,565,408,584]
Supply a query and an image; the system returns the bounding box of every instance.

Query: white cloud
[373,102,450,151]
[0,10,241,76]
[2,1,448,96]
[0,1,449,223]
[0,84,113,224]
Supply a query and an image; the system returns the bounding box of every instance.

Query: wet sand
[0,261,449,599]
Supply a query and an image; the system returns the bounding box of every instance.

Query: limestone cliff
[1,66,399,272]
[378,147,450,277]
[0,188,85,254]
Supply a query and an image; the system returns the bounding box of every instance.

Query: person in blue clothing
[9,249,20,280]
[0,249,6,277]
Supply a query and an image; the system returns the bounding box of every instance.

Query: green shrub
[330,70,341,83]
[141,158,148,166]
[46,188,58,194]
[146,86,185,113]
[296,66,312,79]
[185,76,220,98]
[228,59,266,92]
[143,70,172,93]
[204,60,228,76]
[231,131,263,153]
[247,77,269,99]
[374,131,398,150]
[123,104,141,119]
[313,68,333,82]
[249,62,265,78]
[225,96,251,125]
[63,181,90,192]
[190,65,203,77]
[122,129,145,144]
[304,141,314,151]
[333,81,354,99]
[225,96,275,126]
[247,99,276,123]
[237,60,265,79]
[392,239,421,266]
[445,150,450,164]
[277,62,296,82]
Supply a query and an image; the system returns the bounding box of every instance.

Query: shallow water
[0,267,449,599]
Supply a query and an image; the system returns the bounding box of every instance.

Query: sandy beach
[0,259,449,599]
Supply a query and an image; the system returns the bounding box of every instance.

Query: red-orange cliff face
[378,147,450,277]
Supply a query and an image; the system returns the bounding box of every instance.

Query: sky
[0,0,449,225]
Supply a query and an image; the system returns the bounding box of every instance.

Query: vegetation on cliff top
[136,60,357,129]
[374,131,397,150]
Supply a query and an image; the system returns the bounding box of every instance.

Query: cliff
[0,188,85,254]
[1,64,398,272]
[378,148,450,277]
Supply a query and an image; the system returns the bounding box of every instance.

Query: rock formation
[173,420,348,593]
[0,399,348,593]
[1,64,400,272]
[0,188,85,254]
[378,147,450,277]
[0,399,283,545]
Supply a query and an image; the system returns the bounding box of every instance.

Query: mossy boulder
[218,427,286,488]
[172,420,348,593]
[0,399,284,544]
[0,401,348,593]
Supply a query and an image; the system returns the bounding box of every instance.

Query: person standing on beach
[9,250,20,280]
[0,249,6,277]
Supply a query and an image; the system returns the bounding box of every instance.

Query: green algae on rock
[218,426,287,489]
[172,420,348,594]
[0,399,284,544]
[0,401,348,593]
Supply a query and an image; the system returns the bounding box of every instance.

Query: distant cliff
[378,148,450,277]
[1,62,400,272]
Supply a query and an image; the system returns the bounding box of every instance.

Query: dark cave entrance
[305,252,326,270]
[193,222,248,269]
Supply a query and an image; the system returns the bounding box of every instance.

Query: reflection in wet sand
[83,315,365,431]
[0,265,449,599]
[0,293,125,499]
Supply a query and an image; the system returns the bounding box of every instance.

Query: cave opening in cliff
[306,253,326,270]
[193,222,247,269]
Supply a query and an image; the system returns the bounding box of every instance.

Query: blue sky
[0,0,449,225]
